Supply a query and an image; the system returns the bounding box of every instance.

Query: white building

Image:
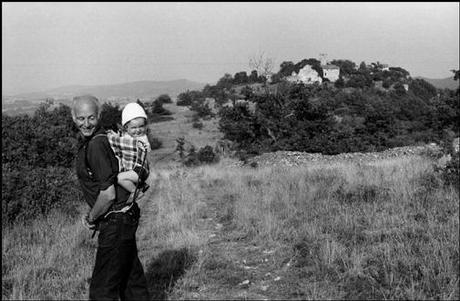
[322,64,340,82]
[287,65,322,84]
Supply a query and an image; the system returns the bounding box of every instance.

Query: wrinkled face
[125,117,147,138]
[73,101,100,137]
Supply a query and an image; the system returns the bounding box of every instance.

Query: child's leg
[117,170,139,193]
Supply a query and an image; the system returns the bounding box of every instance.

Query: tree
[248,70,259,83]
[241,85,254,99]
[409,78,437,101]
[388,67,410,79]
[216,73,234,90]
[233,71,248,85]
[452,69,460,81]
[370,61,385,72]
[155,94,172,104]
[100,102,122,131]
[334,76,345,88]
[177,90,204,106]
[152,99,172,115]
[295,58,323,78]
[330,59,357,76]
[358,61,367,72]
[278,61,296,77]
[249,51,274,82]
[451,69,459,95]
[176,137,185,160]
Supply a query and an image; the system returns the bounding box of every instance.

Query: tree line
[178,58,459,156]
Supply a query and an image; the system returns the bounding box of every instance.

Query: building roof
[322,64,340,70]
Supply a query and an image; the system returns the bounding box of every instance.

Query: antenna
[319,53,327,65]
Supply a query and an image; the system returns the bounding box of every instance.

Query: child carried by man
[107,102,151,203]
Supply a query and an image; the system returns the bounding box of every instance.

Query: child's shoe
[141,183,150,193]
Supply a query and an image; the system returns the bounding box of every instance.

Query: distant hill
[2,79,206,115]
[416,76,458,90]
[5,79,206,102]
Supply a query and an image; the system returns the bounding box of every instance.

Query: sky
[2,2,459,95]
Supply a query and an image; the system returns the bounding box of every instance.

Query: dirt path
[170,185,306,300]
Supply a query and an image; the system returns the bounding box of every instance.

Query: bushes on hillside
[2,166,82,225]
[2,102,82,224]
[174,138,219,167]
[2,102,78,169]
[177,90,204,106]
[218,80,459,155]
[1,100,164,225]
[131,99,174,124]
[100,102,122,131]
[155,94,173,104]
[183,145,219,166]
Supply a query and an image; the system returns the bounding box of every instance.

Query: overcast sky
[2,2,459,95]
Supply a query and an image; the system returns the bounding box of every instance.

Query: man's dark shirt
[76,126,130,211]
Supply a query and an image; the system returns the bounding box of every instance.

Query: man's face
[73,101,99,137]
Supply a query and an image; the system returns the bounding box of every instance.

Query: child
[107,102,151,202]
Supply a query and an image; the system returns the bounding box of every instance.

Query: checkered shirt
[107,131,149,172]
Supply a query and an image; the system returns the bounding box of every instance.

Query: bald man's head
[72,95,102,137]
[71,95,101,120]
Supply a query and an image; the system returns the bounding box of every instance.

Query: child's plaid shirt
[107,130,150,173]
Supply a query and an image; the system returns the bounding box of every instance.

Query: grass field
[148,103,224,168]
[2,153,459,300]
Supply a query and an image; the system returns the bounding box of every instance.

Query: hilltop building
[321,64,340,82]
[319,53,340,82]
[286,65,322,84]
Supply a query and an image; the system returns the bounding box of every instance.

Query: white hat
[122,103,148,126]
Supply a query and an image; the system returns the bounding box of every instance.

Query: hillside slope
[147,103,224,168]
[417,76,458,90]
[4,79,206,102]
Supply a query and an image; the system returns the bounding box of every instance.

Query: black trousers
[89,203,150,301]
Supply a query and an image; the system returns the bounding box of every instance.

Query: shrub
[184,146,200,167]
[149,115,175,123]
[177,90,204,106]
[190,101,213,119]
[151,100,172,115]
[176,137,186,160]
[2,166,82,225]
[100,102,122,131]
[192,121,203,130]
[441,149,459,191]
[155,94,173,104]
[2,103,78,169]
[197,145,217,164]
[183,145,219,166]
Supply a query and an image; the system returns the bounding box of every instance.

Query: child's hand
[107,129,117,136]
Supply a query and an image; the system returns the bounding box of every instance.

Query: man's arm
[86,135,120,223]
[88,184,116,222]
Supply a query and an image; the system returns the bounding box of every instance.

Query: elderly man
[72,95,150,300]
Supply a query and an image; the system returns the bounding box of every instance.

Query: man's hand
[81,213,97,230]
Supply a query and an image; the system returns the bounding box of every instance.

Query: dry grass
[148,103,224,167]
[2,155,459,300]
[169,155,459,299]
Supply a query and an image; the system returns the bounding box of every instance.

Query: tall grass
[2,155,459,299]
[173,156,459,299]
[2,206,95,299]
[2,167,208,300]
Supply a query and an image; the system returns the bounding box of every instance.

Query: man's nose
[84,119,90,127]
